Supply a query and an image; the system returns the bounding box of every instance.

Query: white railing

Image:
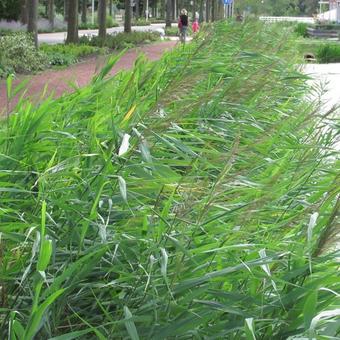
[259,16,314,23]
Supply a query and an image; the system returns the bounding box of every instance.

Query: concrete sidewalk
[39,23,167,44]
[302,63,340,112]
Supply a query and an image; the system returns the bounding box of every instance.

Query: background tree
[199,0,204,22]
[48,0,55,29]
[124,0,132,33]
[211,0,215,21]
[27,0,38,48]
[64,0,69,21]
[66,0,79,43]
[20,0,28,24]
[205,0,210,21]
[109,0,113,16]
[165,0,172,27]
[81,0,87,23]
[98,0,107,40]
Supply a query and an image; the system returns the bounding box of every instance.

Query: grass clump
[294,22,308,37]
[0,21,339,339]
[316,42,340,63]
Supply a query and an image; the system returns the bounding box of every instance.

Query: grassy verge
[0,21,339,339]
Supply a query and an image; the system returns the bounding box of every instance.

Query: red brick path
[0,41,177,114]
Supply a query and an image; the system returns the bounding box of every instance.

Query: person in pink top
[192,19,199,33]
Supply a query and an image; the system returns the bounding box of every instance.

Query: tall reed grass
[0,21,339,339]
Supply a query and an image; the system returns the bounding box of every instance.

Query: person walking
[178,9,189,43]
[192,17,199,33]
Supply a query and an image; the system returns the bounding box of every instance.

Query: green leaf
[245,318,256,340]
[118,176,127,202]
[124,306,140,340]
[48,329,94,340]
[303,290,318,329]
[24,289,65,340]
[12,319,25,339]
[36,239,52,272]
[6,73,14,100]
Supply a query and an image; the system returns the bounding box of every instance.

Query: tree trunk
[81,0,87,23]
[199,0,203,22]
[217,0,223,20]
[192,0,196,20]
[64,0,69,21]
[124,0,132,32]
[142,0,146,19]
[109,0,113,16]
[165,0,171,27]
[27,0,38,48]
[66,0,79,43]
[205,0,209,22]
[48,0,55,29]
[21,0,28,24]
[135,0,139,18]
[160,0,165,19]
[98,0,107,40]
[211,0,215,21]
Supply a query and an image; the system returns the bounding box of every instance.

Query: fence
[259,16,314,23]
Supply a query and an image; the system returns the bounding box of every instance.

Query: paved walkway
[39,23,167,44]
[303,63,340,112]
[302,63,340,256]
[0,41,177,113]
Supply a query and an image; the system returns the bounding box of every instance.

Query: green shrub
[79,17,119,30]
[165,27,179,36]
[0,53,14,78]
[165,26,193,36]
[40,43,103,58]
[79,22,98,30]
[83,31,159,49]
[294,23,308,37]
[106,15,118,27]
[0,33,46,75]
[312,23,340,30]
[40,43,107,66]
[316,43,340,63]
[46,52,78,66]
[0,0,21,20]
[132,19,151,26]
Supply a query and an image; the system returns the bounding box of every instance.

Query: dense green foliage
[0,0,21,21]
[316,43,340,63]
[131,19,152,26]
[40,43,107,66]
[0,33,46,76]
[164,26,182,36]
[0,21,339,339]
[236,0,318,16]
[79,16,119,30]
[80,31,159,49]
